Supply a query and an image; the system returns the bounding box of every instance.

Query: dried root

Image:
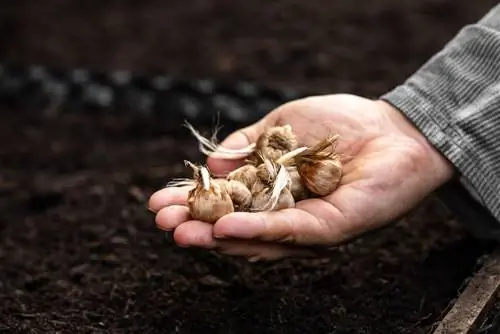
[184,121,255,160]
[164,122,344,223]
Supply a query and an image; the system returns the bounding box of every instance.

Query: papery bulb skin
[227,165,259,189]
[251,187,295,212]
[297,158,342,196]
[185,162,234,223]
[187,181,234,223]
[254,125,299,162]
[222,179,252,212]
[286,166,311,201]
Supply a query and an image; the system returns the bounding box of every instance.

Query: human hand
[149,94,454,261]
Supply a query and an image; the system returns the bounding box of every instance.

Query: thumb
[207,114,278,175]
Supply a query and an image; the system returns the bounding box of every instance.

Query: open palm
[149,94,453,261]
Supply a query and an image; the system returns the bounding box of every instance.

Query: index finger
[148,186,190,213]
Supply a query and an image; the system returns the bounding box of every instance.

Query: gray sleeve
[380,5,500,228]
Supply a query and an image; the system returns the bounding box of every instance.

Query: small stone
[69,263,90,281]
[146,252,159,261]
[198,275,230,287]
[110,236,129,245]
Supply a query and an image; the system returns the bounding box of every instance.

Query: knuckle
[271,211,298,244]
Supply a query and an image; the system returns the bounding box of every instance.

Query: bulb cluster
[168,124,343,223]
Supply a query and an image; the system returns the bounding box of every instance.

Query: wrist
[375,99,456,185]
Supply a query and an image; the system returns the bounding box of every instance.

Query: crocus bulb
[185,161,234,223]
[294,135,343,196]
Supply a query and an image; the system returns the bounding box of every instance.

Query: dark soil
[1,0,499,333]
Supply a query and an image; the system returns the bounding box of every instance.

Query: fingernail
[213,234,227,239]
[148,207,157,214]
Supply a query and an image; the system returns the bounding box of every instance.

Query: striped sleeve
[380,5,500,230]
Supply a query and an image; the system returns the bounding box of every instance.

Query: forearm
[380,4,500,233]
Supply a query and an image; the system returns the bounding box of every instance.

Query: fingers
[155,205,190,231]
[154,206,320,260]
[173,220,218,248]
[148,186,190,212]
[212,198,349,246]
[172,221,318,260]
[149,177,364,249]
[207,113,279,175]
[155,205,217,247]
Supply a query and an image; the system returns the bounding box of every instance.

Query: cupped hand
[149,94,454,261]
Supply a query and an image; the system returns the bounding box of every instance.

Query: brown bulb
[185,161,234,223]
[286,166,311,201]
[218,179,252,212]
[297,159,342,196]
[251,187,295,211]
[255,156,309,201]
[250,159,295,211]
[244,153,262,166]
[226,164,259,189]
[256,158,276,186]
[294,135,343,197]
[250,178,266,194]
[252,125,299,163]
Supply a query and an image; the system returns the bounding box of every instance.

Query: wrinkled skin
[149,94,454,261]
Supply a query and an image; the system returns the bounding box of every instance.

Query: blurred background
[1,0,497,98]
[1,1,499,333]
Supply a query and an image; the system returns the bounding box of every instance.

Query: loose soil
[1,0,499,333]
